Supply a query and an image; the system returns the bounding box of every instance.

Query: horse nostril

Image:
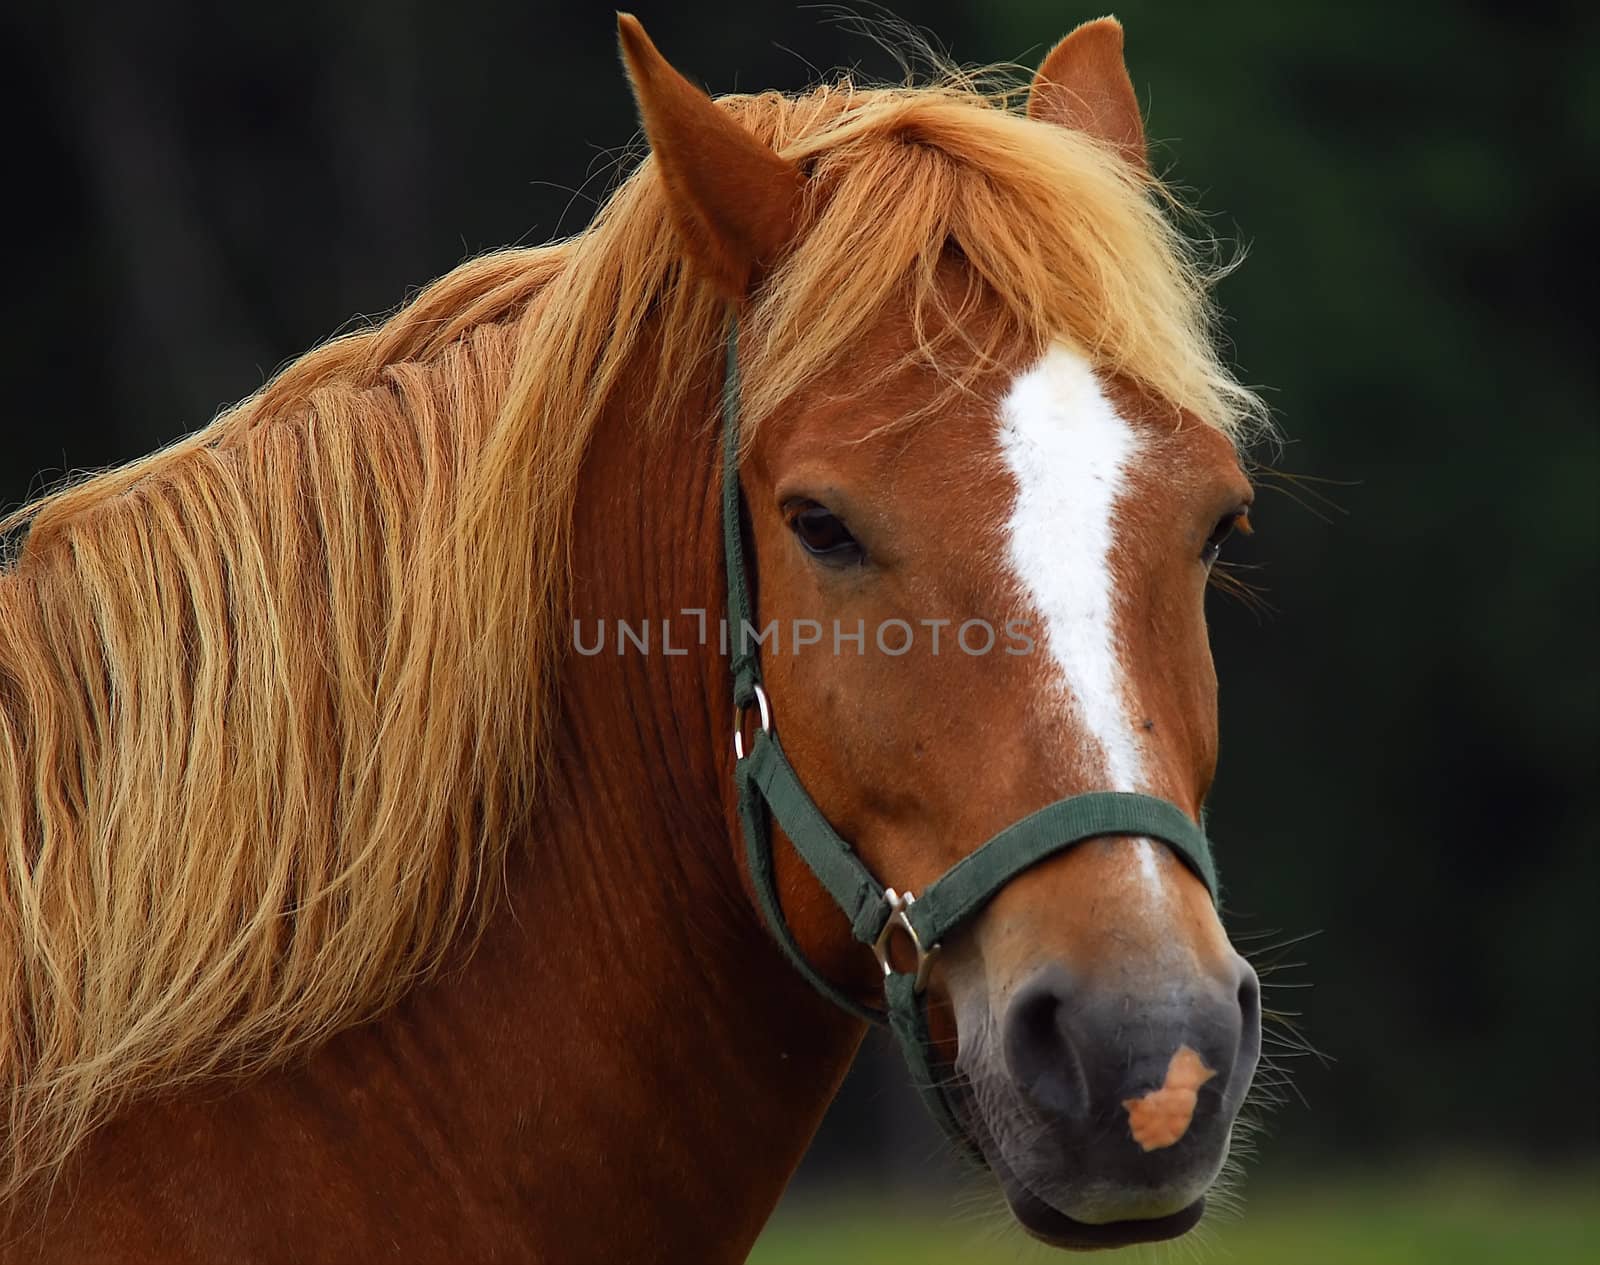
[1232,957,1263,1101]
[1002,966,1089,1119]
[1237,966,1260,1034]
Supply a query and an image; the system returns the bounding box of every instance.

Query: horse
[0,14,1270,1260]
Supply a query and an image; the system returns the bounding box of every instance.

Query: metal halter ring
[873,888,940,994]
[732,683,772,760]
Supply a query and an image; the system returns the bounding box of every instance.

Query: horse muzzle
[959,953,1262,1247]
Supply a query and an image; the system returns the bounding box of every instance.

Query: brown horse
[0,15,1269,1261]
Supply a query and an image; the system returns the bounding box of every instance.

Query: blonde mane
[0,69,1262,1199]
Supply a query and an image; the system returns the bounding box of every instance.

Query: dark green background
[3,0,1593,1187]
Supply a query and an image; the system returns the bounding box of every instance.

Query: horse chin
[954,1091,1208,1250]
[999,1173,1206,1250]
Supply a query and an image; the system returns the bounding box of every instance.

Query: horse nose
[1002,956,1261,1165]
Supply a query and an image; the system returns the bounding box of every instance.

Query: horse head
[622,15,1263,1247]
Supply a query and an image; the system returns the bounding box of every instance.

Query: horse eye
[787,501,863,564]
[1202,509,1249,565]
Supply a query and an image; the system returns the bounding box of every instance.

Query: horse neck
[445,342,863,1257]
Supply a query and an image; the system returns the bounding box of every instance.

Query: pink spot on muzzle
[1122,1045,1216,1151]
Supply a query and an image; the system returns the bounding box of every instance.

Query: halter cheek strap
[721,313,1219,1163]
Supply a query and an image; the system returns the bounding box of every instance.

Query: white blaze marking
[998,342,1167,893]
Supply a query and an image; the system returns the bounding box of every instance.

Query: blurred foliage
[1,0,1593,1183]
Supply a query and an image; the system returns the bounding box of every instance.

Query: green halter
[721,313,1219,1162]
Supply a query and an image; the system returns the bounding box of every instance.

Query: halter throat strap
[719,312,1219,1161]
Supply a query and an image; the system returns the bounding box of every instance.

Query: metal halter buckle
[873,888,939,994]
[732,683,771,760]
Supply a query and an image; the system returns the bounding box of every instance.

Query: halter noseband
[721,313,1220,1163]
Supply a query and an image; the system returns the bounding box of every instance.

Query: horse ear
[1027,16,1148,171]
[617,14,803,297]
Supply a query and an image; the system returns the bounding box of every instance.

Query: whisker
[1251,473,1343,524]
[1207,563,1277,617]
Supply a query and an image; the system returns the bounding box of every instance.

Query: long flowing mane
[0,67,1262,1198]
